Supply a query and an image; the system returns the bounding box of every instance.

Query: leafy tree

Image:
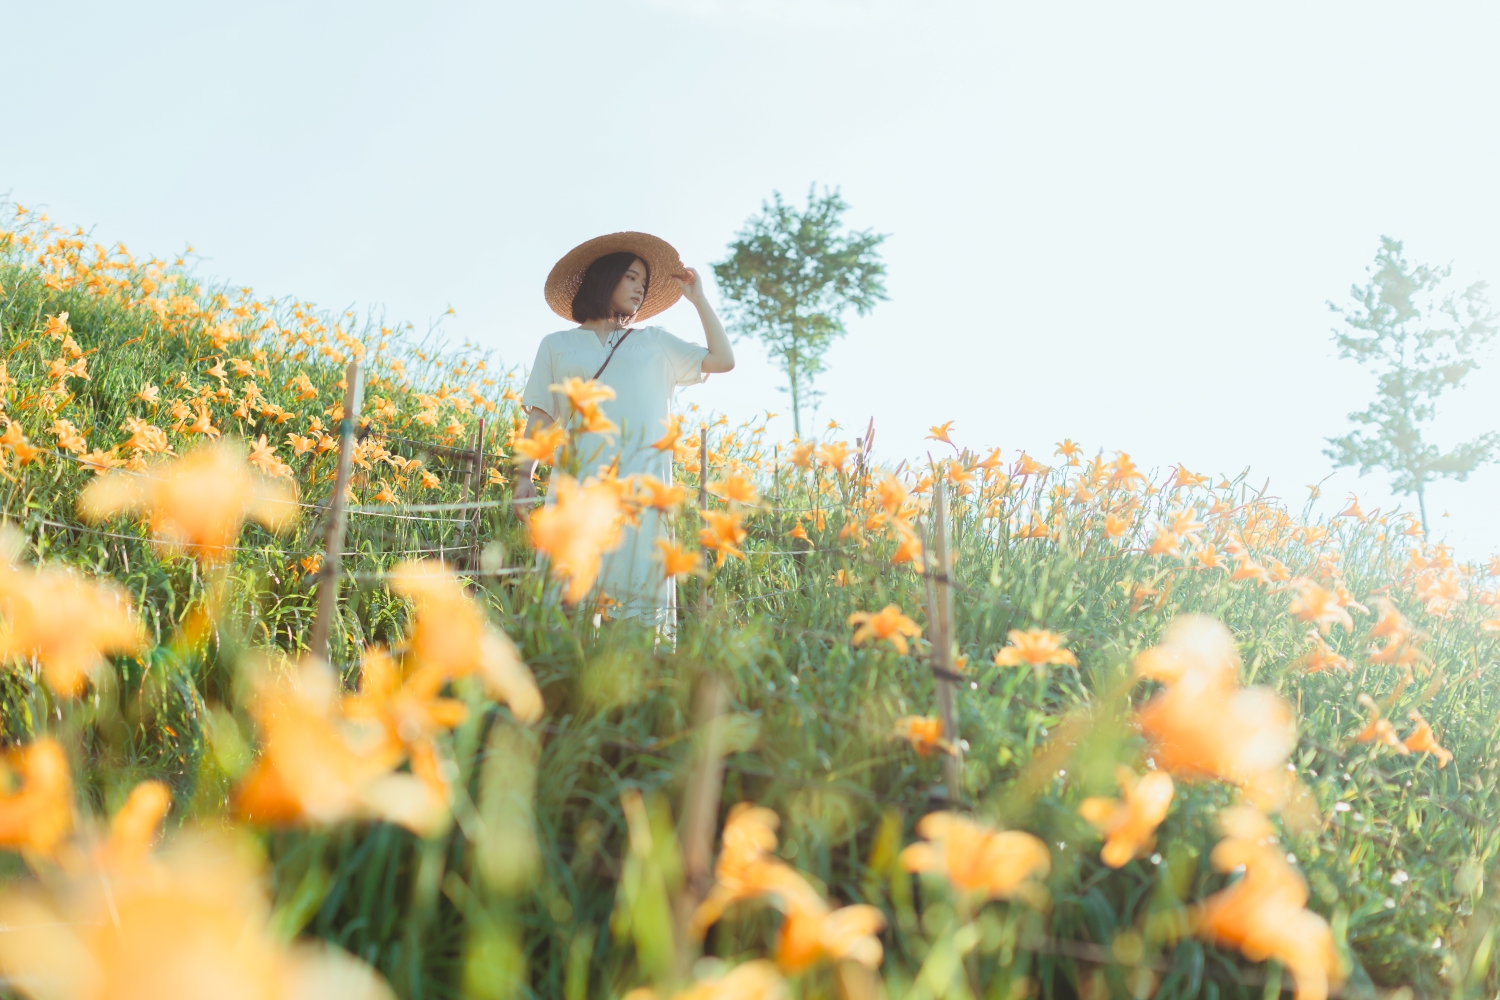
[712,186,888,437]
[1325,236,1498,532]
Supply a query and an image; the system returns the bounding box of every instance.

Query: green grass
[0,206,1497,999]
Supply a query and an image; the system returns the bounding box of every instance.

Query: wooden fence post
[469,416,486,570]
[926,477,963,803]
[672,671,728,968]
[309,361,363,663]
[697,425,709,618]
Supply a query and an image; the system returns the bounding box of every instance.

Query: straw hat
[544,232,685,323]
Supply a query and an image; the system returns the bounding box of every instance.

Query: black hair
[570,252,650,323]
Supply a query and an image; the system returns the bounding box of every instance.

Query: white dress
[521,326,708,625]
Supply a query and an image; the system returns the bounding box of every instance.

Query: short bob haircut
[570,251,649,323]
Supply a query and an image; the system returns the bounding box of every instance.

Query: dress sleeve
[520,338,558,420]
[655,328,710,387]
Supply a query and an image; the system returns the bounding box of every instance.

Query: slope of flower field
[0,204,1497,1000]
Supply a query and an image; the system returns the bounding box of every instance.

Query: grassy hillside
[0,204,1497,1000]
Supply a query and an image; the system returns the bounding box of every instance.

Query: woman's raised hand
[675,267,708,305]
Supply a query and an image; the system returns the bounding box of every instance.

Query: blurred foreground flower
[0,532,143,697]
[848,605,921,656]
[899,812,1050,906]
[530,474,624,603]
[0,739,72,858]
[1078,766,1174,868]
[0,831,393,1000]
[1133,616,1297,811]
[1196,807,1340,1000]
[693,804,883,973]
[626,960,787,1000]
[79,439,297,563]
[387,560,543,724]
[233,657,447,836]
[993,628,1076,673]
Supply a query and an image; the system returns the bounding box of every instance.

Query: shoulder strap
[591,329,633,381]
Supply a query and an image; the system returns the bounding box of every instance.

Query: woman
[515,232,734,626]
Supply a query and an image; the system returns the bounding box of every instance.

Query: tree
[1325,236,1498,533]
[712,186,888,437]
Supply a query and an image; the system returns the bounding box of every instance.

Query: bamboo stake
[926,477,963,802]
[309,361,363,663]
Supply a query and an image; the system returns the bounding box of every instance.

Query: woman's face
[609,258,649,317]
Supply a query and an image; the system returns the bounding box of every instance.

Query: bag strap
[591,329,633,381]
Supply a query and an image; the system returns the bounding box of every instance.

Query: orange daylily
[0,739,73,857]
[1287,578,1355,634]
[1336,495,1365,520]
[690,804,883,975]
[510,423,568,465]
[1055,439,1082,464]
[1351,694,1406,753]
[1078,766,1174,868]
[246,433,291,478]
[0,830,395,1000]
[233,657,446,835]
[670,961,787,1000]
[692,804,824,938]
[708,474,759,506]
[847,605,921,655]
[893,715,952,757]
[1298,629,1351,674]
[530,474,625,602]
[634,474,687,511]
[1231,558,1273,585]
[656,539,702,579]
[817,441,852,473]
[899,812,1051,904]
[1401,712,1453,767]
[993,628,1077,672]
[0,540,144,698]
[1133,616,1297,811]
[698,509,748,566]
[926,421,956,447]
[79,440,298,563]
[650,414,683,451]
[1196,807,1340,1000]
[386,561,543,724]
[776,901,885,974]
[100,780,172,870]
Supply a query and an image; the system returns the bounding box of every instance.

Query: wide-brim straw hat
[544,232,685,324]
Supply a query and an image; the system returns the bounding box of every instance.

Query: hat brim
[544,232,685,324]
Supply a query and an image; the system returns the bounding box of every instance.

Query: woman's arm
[510,406,553,516]
[676,267,735,374]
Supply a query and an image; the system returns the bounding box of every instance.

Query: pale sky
[5,0,1499,557]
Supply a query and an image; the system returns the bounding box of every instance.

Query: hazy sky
[5,0,1499,557]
